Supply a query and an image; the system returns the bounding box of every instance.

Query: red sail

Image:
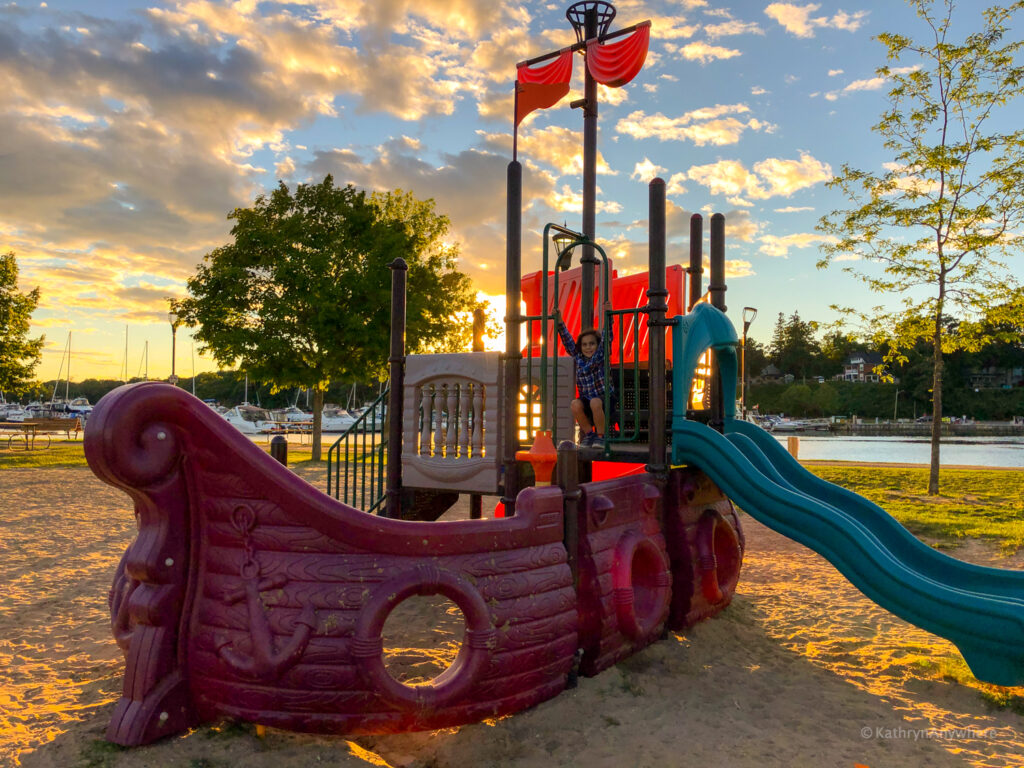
[586,22,650,88]
[515,48,573,126]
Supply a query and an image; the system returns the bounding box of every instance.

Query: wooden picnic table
[0,421,50,450]
[0,417,82,449]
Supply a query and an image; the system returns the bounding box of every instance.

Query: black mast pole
[709,213,727,431]
[579,6,599,332]
[647,178,667,473]
[502,160,523,516]
[688,213,703,310]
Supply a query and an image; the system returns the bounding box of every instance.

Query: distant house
[841,351,884,382]
[756,363,783,382]
[967,365,1024,390]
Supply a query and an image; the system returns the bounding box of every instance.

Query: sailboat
[29,332,92,419]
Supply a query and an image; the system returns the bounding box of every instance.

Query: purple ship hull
[86,382,743,745]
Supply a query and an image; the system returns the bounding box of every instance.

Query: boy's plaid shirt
[557,320,613,401]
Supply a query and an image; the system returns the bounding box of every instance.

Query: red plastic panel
[521,265,686,365]
[87,383,577,744]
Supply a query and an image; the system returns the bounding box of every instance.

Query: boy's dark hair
[576,329,602,349]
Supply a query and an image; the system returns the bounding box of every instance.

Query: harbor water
[777,434,1024,468]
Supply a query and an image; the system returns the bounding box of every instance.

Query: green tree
[817,0,1024,494]
[174,176,478,460]
[819,330,860,378]
[811,383,840,417]
[778,383,813,417]
[769,312,822,380]
[0,252,44,397]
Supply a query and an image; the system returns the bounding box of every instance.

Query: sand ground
[3,461,1024,768]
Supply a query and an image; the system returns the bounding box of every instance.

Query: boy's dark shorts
[576,392,618,426]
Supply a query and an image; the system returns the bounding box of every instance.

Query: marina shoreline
[802,459,1024,472]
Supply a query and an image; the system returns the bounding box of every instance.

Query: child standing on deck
[552,299,615,447]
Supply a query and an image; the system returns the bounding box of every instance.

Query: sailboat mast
[66,331,71,402]
[51,332,71,404]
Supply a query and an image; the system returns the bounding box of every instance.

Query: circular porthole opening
[712,519,742,594]
[381,594,465,686]
[630,543,667,625]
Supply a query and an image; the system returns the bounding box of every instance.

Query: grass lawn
[808,465,1024,553]
[0,441,89,469]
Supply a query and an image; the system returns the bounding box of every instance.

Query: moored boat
[222,404,279,434]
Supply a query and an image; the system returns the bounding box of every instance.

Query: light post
[552,230,575,268]
[894,388,902,421]
[168,310,179,386]
[741,307,757,418]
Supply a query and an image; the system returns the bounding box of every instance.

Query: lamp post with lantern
[168,310,179,387]
[741,306,757,418]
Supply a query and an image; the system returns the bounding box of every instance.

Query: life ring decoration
[612,531,672,641]
[696,508,743,604]
[352,565,496,710]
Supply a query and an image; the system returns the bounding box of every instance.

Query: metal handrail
[604,306,643,449]
[326,387,389,513]
[538,224,611,441]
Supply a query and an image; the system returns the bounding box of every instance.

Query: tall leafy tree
[0,252,44,397]
[817,0,1024,493]
[174,176,478,460]
[769,311,822,380]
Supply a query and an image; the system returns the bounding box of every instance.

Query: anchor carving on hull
[215,504,316,680]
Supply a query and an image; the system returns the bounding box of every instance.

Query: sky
[2,0,1018,385]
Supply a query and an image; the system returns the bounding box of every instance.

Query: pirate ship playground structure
[86,1,1024,747]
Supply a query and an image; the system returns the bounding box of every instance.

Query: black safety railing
[326,388,389,513]
[535,223,612,443]
[604,305,644,450]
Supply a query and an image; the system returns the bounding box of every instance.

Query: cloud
[750,86,767,95]
[759,232,838,257]
[0,0,543,324]
[670,41,742,64]
[824,66,919,101]
[666,173,688,197]
[631,158,666,182]
[616,104,771,146]
[547,185,622,215]
[651,15,700,40]
[774,205,815,212]
[480,126,616,177]
[686,152,832,199]
[881,162,941,194]
[704,20,765,39]
[764,3,868,38]
[828,68,844,76]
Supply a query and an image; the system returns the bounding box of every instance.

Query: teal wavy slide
[672,417,1024,686]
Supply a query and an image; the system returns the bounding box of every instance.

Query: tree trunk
[929,323,943,495]
[312,386,324,462]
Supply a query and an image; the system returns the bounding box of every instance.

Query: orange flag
[515,48,574,127]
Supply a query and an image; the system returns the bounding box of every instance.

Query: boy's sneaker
[580,430,597,447]
[591,435,604,449]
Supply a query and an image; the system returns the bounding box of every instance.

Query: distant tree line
[747,380,1024,421]
[745,309,1024,419]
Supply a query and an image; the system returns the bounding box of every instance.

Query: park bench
[0,417,82,449]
